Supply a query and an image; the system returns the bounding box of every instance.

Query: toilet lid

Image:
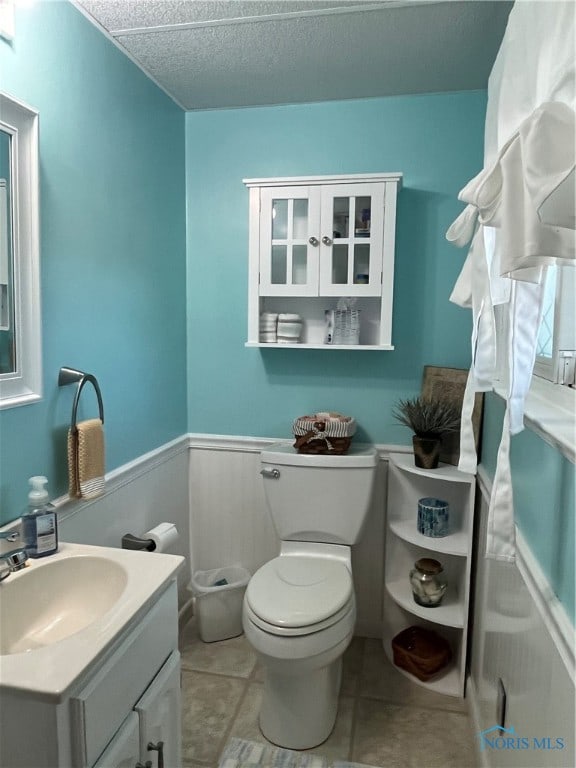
[246,556,353,629]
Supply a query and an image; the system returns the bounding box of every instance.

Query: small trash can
[189,566,251,643]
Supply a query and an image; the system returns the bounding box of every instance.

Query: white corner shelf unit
[383,452,476,697]
[243,173,402,350]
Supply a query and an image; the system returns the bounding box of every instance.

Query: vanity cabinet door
[135,651,182,768]
[70,584,178,768]
[92,712,140,768]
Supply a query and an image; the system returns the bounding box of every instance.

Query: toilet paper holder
[122,533,155,552]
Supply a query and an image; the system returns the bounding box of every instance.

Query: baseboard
[355,620,383,640]
[466,675,489,768]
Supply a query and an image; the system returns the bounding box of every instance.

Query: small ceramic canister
[417,497,450,538]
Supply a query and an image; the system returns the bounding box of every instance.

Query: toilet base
[259,645,345,750]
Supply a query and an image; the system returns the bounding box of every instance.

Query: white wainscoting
[187,434,393,638]
[469,467,575,768]
[53,436,191,603]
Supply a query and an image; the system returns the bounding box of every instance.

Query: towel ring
[58,367,104,433]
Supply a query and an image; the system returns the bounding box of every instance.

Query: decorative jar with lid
[409,558,447,608]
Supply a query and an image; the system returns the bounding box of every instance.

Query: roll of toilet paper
[143,522,179,553]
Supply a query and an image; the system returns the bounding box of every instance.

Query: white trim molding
[0,92,42,409]
[494,377,575,464]
[54,435,189,523]
[187,433,413,461]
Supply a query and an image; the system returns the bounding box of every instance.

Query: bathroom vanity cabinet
[244,173,402,349]
[383,453,476,696]
[0,581,181,768]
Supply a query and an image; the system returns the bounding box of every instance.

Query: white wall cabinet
[244,173,402,349]
[383,453,476,697]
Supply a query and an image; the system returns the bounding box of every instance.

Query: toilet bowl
[243,547,356,749]
[243,443,377,750]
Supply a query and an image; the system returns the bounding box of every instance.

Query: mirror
[1,129,15,370]
[0,92,42,408]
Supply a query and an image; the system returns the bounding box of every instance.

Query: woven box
[292,412,356,454]
[392,626,452,682]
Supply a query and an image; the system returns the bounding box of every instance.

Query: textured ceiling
[74,1,513,110]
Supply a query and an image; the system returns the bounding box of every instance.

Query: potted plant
[393,396,461,469]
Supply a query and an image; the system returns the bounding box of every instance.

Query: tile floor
[179,618,478,768]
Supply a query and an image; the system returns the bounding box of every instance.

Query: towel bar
[58,366,104,432]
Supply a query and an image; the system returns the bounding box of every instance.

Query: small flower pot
[412,435,441,469]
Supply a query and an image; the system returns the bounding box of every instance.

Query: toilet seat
[245,555,353,635]
[244,595,354,637]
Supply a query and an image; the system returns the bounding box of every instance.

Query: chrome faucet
[0,542,28,582]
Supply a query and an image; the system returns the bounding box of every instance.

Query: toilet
[242,442,377,750]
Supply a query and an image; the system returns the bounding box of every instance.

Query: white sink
[0,542,184,700]
[0,556,128,654]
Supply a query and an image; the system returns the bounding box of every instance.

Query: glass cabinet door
[318,183,385,296]
[259,186,321,296]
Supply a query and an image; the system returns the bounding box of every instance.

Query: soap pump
[21,476,58,558]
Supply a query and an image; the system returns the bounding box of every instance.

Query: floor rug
[219,737,378,768]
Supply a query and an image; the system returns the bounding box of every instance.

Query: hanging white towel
[446,101,575,562]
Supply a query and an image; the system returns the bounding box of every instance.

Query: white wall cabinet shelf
[244,173,402,349]
[383,452,476,697]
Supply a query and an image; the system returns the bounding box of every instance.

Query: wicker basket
[295,436,353,455]
[292,413,356,455]
[392,626,452,682]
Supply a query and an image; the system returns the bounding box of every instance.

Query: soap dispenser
[21,476,58,558]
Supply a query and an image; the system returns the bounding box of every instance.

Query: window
[533,265,575,386]
[492,264,575,460]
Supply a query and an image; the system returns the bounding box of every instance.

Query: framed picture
[421,365,484,466]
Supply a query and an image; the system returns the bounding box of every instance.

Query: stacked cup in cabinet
[383,453,476,696]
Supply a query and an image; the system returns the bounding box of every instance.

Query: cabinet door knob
[321,236,332,246]
[308,236,319,246]
[147,741,164,768]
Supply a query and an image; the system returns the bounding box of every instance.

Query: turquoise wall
[0,1,187,523]
[185,92,486,442]
[0,0,570,630]
[482,394,575,623]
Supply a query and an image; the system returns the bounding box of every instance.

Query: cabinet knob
[147,740,164,768]
[308,236,319,246]
[321,236,332,246]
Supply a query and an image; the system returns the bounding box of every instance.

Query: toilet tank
[260,443,378,545]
